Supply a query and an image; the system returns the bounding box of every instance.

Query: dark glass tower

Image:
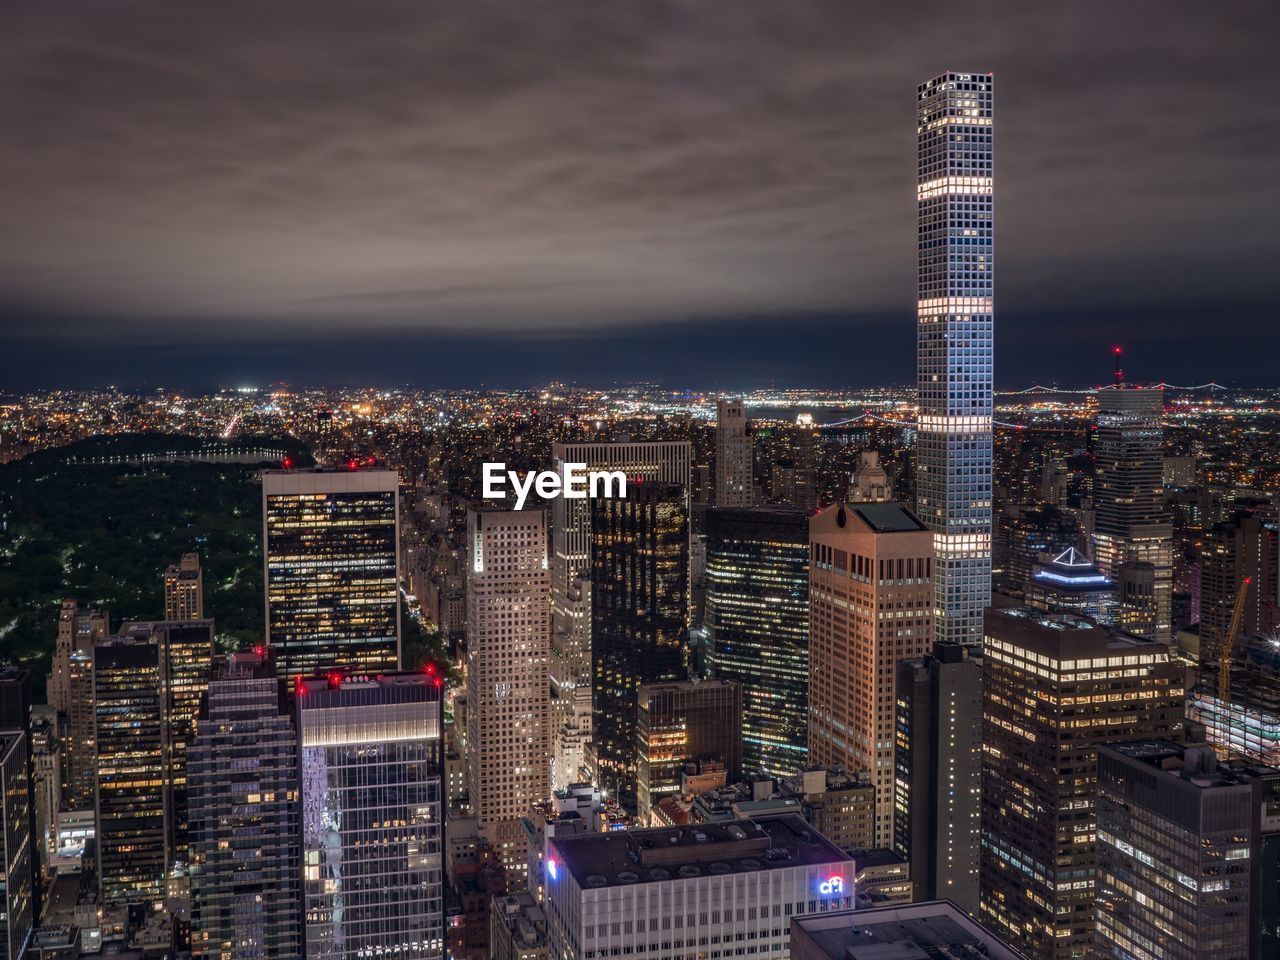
[263,469,401,678]
[590,481,689,814]
[704,506,809,776]
[0,732,33,960]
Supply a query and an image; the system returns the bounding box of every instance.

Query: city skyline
[2,2,1278,388]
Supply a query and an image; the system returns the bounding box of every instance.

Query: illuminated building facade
[466,506,552,879]
[163,551,204,621]
[297,673,445,959]
[1092,387,1174,642]
[1191,639,1280,764]
[64,649,96,809]
[704,506,809,777]
[93,640,166,906]
[0,733,33,960]
[915,71,995,645]
[549,441,691,795]
[715,398,752,507]
[1200,508,1278,658]
[893,641,981,914]
[1095,741,1280,960]
[635,679,742,824]
[49,599,107,719]
[808,502,934,848]
[979,607,1186,960]
[544,814,855,960]
[262,469,401,679]
[189,651,301,959]
[1024,546,1118,624]
[590,482,689,815]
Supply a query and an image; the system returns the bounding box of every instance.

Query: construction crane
[1214,576,1252,758]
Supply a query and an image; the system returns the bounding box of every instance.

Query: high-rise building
[549,441,691,793]
[979,607,1187,960]
[1093,387,1174,642]
[0,733,33,960]
[189,651,301,959]
[808,502,934,848]
[64,648,96,809]
[893,641,982,914]
[29,706,59,882]
[544,814,855,960]
[715,398,753,507]
[915,71,995,645]
[490,893,548,960]
[636,679,742,824]
[1095,740,1280,960]
[298,672,445,959]
[591,482,689,814]
[164,551,205,621]
[848,451,891,503]
[263,468,401,679]
[704,506,809,777]
[1200,508,1278,658]
[93,639,166,906]
[0,667,39,921]
[49,599,107,718]
[1024,546,1118,624]
[466,506,552,879]
[790,901,1024,960]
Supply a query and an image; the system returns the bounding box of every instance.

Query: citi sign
[483,462,627,510]
[818,875,845,896]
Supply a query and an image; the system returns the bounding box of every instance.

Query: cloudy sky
[1,1,1276,388]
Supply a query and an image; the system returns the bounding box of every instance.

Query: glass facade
[263,470,401,679]
[704,506,809,777]
[916,71,995,644]
[0,734,33,960]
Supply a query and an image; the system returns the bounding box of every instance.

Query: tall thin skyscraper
[808,501,935,848]
[715,398,753,507]
[49,599,107,718]
[0,733,33,960]
[164,551,205,621]
[298,673,445,959]
[915,71,995,644]
[590,482,689,814]
[263,468,401,678]
[189,651,301,959]
[1092,387,1174,642]
[466,506,552,879]
[548,441,691,792]
[704,506,809,777]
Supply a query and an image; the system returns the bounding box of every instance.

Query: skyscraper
[1092,387,1174,642]
[164,551,205,621]
[64,647,96,809]
[189,651,301,959]
[704,506,809,777]
[94,639,166,906]
[1200,508,1278,657]
[635,678,742,824]
[591,481,689,814]
[49,599,107,718]
[1095,740,1280,960]
[893,642,982,914]
[548,441,691,792]
[0,732,33,960]
[715,398,753,507]
[466,506,552,879]
[979,607,1186,960]
[915,71,995,645]
[298,672,445,959]
[263,468,401,679]
[808,501,935,848]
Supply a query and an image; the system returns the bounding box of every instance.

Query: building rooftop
[547,814,848,891]
[847,502,926,533]
[1104,739,1280,789]
[790,901,1026,960]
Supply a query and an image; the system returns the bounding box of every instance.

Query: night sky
[1,2,1276,390]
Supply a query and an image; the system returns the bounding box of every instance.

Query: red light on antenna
[282,456,294,469]
[1113,346,1123,356]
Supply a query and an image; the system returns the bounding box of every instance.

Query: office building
[188,651,301,959]
[544,814,855,960]
[790,901,1025,960]
[549,441,691,794]
[915,71,995,644]
[790,767,877,856]
[262,468,401,678]
[490,893,549,960]
[704,506,809,776]
[48,599,107,718]
[466,506,552,879]
[93,639,166,906]
[163,551,204,621]
[715,398,752,507]
[298,672,445,959]
[29,706,59,881]
[64,649,95,809]
[636,679,742,824]
[1024,546,1118,624]
[893,641,982,914]
[979,607,1187,960]
[1200,509,1278,658]
[591,482,689,814]
[847,451,891,503]
[1190,638,1280,764]
[808,501,934,848]
[1093,387,1174,642]
[0,733,33,960]
[1095,741,1280,960]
